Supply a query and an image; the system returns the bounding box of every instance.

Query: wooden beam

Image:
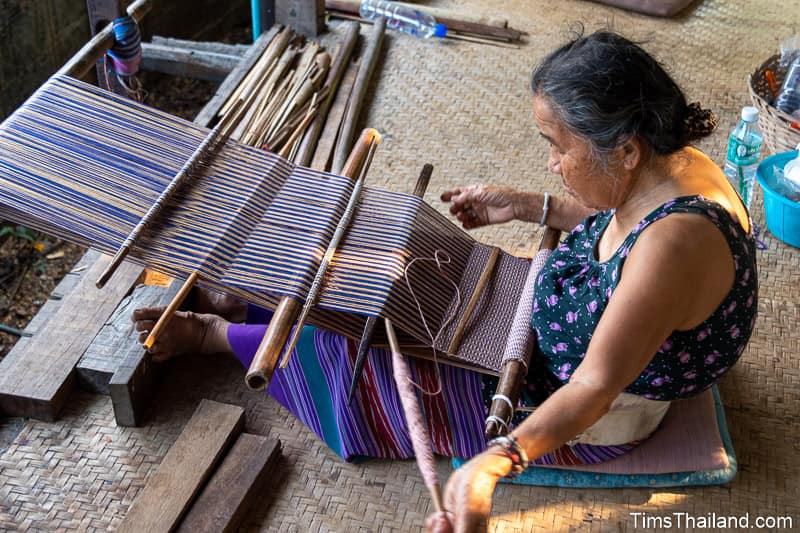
[117,400,245,533]
[176,435,282,533]
[193,24,282,128]
[150,36,250,56]
[0,252,142,420]
[140,42,241,82]
[76,282,180,395]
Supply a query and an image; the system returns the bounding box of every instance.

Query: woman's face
[533,95,629,210]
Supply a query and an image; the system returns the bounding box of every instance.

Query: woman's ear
[619,138,642,171]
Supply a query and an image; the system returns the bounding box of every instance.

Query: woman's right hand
[132,307,231,361]
[440,185,522,229]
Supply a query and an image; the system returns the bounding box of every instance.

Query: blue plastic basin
[756,150,800,248]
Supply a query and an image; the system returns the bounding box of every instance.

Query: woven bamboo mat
[2,0,800,531]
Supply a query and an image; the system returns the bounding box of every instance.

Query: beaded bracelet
[486,435,529,479]
[539,192,550,227]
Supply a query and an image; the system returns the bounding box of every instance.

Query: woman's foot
[132,306,233,362]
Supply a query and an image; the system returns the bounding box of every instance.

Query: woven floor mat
[2,0,800,531]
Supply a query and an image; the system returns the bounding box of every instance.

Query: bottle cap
[434,23,447,38]
[741,106,759,122]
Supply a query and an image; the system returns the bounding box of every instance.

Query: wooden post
[275,0,325,37]
[85,0,127,94]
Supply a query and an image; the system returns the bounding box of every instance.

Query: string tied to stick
[402,250,462,396]
[104,15,145,101]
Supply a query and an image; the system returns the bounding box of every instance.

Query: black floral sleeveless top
[530,196,758,401]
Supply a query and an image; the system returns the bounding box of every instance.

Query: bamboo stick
[245,128,380,391]
[295,21,360,167]
[220,27,293,118]
[143,271,198,349]
[386,317,445,514]
[446,246,501,355]
[347,163,433,404]
[311,56,359,171]
[331,17,385,174]
[278,132,380,368]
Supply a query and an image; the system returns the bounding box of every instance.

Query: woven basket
[749,54,800,155]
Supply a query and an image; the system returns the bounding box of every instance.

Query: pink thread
[391,348,440,493]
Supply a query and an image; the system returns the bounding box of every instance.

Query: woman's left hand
[425,450,510,533]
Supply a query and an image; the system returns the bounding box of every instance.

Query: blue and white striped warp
[0,75,533,373]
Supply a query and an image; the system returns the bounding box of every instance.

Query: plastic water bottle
[359,0,447,38]
[724,106,763,209]
[775,56,800,118]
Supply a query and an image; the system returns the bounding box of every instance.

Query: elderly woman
[134,30,756,533]
[425,30,757,531]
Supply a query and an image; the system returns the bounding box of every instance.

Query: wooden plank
[0,252,142,420]
[16,249,101,349]
[276,0,325,37]
[77,281,181,394]
[108,344,159,427]
[107,276,182,427]
[176,435,282,533]
[141,43,241,82]
[150,36,251,56]
[117,400,245,533]
[193,25,282,128]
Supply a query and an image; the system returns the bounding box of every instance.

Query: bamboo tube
[295,21,360,167]
[485,226,561,438]
[245,128,381,391]
[331,17,385,174]
[59,0,152,78]
[311,56,359,171]
[446,246,501,355]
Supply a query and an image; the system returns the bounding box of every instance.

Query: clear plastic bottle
[775,56,800,118]
[723,106,763,209]
[359,0,447,39]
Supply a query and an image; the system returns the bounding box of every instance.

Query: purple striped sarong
[227,307,636,464]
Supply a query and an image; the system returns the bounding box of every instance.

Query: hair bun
[683,102,717,140]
